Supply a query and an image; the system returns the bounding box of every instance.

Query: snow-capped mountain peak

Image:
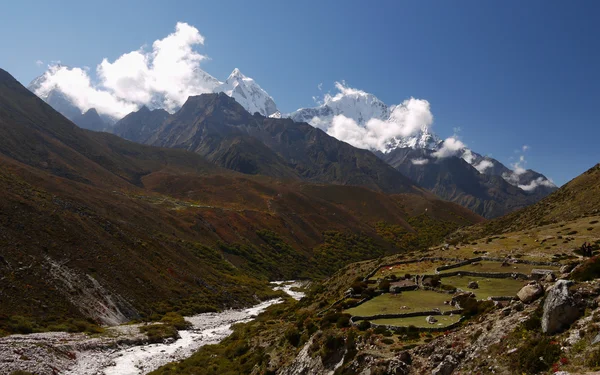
[288,82,440,152]
[213,68,279,117]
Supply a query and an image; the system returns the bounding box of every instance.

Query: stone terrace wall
[427,270,530,280]
[350,309,462,323]
[363,257,465,281]
[351,309,465,332]
[373,317,467,333]
[435,256,560,273]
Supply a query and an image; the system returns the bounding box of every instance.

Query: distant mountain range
[27,66,557,217]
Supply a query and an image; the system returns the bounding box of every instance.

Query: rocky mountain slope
[382,147,556,218]
[148,92,421,194]
[71,108,106,132]
[0,68,481,334]
[112,106,170,143]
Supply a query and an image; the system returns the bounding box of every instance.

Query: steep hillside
[148,93,420,194]
[461,162,600,239]
[0,68,481,333]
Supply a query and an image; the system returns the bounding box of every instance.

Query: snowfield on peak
[213,68,279,117]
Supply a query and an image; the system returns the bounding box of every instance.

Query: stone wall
[350,309,463,323]
[372,317,467,333]
[435,256,560,273]
[351,309,465,332]
[363,257,465,281]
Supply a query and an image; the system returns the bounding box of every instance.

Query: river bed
[0,281,305,375]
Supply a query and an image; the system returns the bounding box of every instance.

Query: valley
[0,9,598,373]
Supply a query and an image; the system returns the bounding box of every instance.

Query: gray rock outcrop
[542,280,582,334]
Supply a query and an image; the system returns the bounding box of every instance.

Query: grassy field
[368,260,449,280]
[441,275,526,300]
[371,313,461,328]
[344,290,454,316]
[447,261,558,274]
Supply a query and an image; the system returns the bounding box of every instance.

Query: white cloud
[518,177,556,191]
[326,115,378,149]
[323,98,433,152]
[35,60,44,67]
[432,137,466,158]
[411,158,429,165]
[34,65,138,118]
[474,159,493,173]
[306,82,435,152]
[32,22,217,119]
[512,155,527,175]
[522,144,530,152]
[461,148,474,164]
[317,82,323,91]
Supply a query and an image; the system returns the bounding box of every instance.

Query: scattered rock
[542,280,583,334]
[501,307,511,317]
[545,273,556,282]
[467,281,479,289]
[386,357,410,375]
[426,316,438,324]
[517,282,544,304]
[560,264,574,274]
[432,355,458,375]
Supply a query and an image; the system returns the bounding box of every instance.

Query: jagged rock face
[542,280,582,334]
[517,282,544,304]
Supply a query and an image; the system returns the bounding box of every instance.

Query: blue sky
[1,0,599,186]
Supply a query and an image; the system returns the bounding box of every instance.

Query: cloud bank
[432,136,466,158]
[33,22,218,119]
[411,158,429,165]
[474,159,494,173]
[518,177,556,191]
[306,82,435,152]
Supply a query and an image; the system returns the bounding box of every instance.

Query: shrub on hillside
[510,335,561,374]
